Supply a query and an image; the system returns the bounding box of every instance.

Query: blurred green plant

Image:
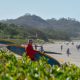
[0,50,80,80]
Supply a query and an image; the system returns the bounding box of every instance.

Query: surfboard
[7,45,60,66]
[0,40,60,66]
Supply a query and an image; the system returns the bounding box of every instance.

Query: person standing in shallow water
[25,40,38,60]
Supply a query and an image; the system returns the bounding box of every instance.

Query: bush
[0,50,80,80]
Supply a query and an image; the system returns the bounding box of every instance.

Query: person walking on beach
[77,44,80,50]
[40,45,44,52]
[66,48,71,57]
[61,45,63,51]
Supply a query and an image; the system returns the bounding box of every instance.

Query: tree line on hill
[0,22,70,41]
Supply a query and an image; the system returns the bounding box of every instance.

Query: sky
[0,0,80,21]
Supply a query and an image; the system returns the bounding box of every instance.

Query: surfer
[25,40,39,60]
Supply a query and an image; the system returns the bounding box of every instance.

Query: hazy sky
[0,0,80,21]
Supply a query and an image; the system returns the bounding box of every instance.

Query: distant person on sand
[77,44,80,50]
[66,48,71,57]
[40,45,44,52]
[25,40,39,60]
[76,45,79,50]
[61,45,63,51]
[72,42,74,45]
[35,44,37,50]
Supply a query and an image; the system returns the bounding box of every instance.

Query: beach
[43,41,80,67]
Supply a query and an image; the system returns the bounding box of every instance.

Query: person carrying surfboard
[25,40,39,60]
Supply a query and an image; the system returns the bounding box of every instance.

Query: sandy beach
[42,41,80,67]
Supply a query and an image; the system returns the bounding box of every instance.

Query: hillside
[0,22,70,41]
[1,13,80,40]
[2,14,51,29]
[1,14,80,36]
[47,18,80,36]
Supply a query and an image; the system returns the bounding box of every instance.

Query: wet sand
[43,42,80,67]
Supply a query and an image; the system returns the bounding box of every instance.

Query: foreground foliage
[0,50,80,80]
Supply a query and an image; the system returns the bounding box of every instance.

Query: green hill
[1,13,80,40]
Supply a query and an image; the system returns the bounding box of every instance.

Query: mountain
[1,14,80,32]
[2,13,51,29]
[1,13,80,40]
[46,18,80,36]
[46,18,80,30]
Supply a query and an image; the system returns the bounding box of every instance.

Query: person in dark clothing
[66,48,71,57]
[40,46,44,52]
[61,45,63,51]
[77,44,80,50]
[35,44,37,50]
[72,42,74,45]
